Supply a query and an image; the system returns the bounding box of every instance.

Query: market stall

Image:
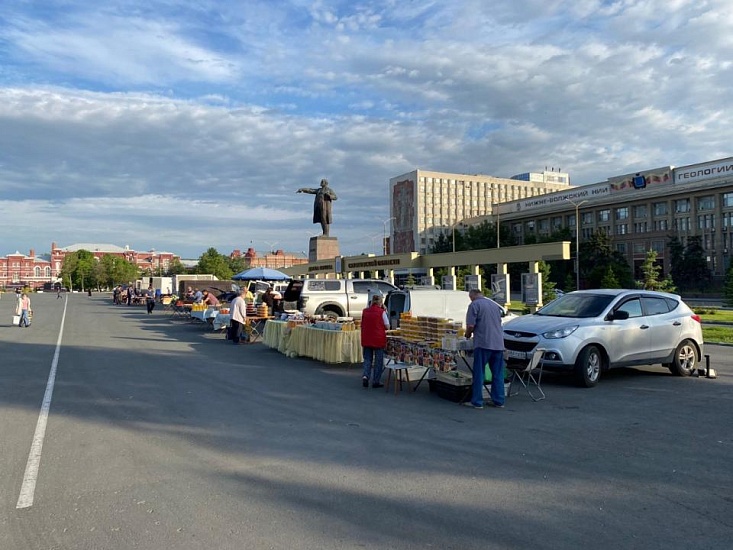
[263,319,362,364]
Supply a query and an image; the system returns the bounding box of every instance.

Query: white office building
[389,169,571,254]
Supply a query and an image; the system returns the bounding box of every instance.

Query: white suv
[283,278,398,320]
[502,289,704,387]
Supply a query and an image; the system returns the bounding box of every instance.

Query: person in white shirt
[228,288,249,344]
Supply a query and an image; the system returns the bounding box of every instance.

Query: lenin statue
[297,178,338,236]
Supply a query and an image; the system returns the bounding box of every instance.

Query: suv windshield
[536,294,616,318]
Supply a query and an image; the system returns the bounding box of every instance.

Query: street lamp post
[568,199,588,290]
[452,221,463,253]
[381,217,396,255]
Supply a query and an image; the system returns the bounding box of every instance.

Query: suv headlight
[542,325,579,339]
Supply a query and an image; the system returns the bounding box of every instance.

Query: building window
[581,212,593,225]
[723,192,733,208]
[675,199,690,213]
[651,241,664,253]
[697,196,715,211]
[634,222,648,233]
[723,212,733,229]
[634,243,647,254]
[615,207,629,220]
[552,216,562,230]
[598,209,610,222]
[654,219,669,231]
[568,213,577,228]
[653,202,668,216]
[634,205,648,218]
[616,224,628,235]
[616,243,627,254]
[698,214,715,230]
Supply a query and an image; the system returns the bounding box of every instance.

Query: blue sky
[1,0,731,259]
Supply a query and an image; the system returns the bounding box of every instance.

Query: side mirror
[609,310,629,321]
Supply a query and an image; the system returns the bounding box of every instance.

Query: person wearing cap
[360,293,390,388]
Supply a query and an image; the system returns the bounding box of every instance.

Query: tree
[724,267,733,307]
[638,250,676,292]
[537,261,558,302]
[682,236,711,291]
[195,248,233,280]
[430,232,453,254]
[667,235,685,288]
[579,231,634,288]
[165,257,188,276]
[60,250,96,290]
[600,266,620,288]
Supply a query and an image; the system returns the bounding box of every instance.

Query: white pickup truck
[282,278,398,320]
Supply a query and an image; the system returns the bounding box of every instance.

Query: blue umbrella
[231,267,291,281]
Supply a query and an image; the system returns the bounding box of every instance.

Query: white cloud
[0,0,732,258]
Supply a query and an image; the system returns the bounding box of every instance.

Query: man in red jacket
[360,294,390,388]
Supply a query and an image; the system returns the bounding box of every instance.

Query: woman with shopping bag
[17,292,32,327]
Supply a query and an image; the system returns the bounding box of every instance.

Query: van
[385,288,515,329]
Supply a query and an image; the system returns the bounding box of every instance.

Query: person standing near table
[464,288,505,409]
[228,288,248,344]
[360,294,390,388]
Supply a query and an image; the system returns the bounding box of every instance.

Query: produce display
[386,337,460,372]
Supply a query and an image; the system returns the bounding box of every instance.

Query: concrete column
[528,261,543,313]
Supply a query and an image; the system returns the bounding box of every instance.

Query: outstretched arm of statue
[297,188,317,194]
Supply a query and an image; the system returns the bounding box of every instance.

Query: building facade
[389,169,572,255]
[473,156,733,283]
[1,243,181,290]
[0,249,52,289]
[230,248,308,269]
[50,243,179,278]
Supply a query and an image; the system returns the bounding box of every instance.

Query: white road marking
[16,297,68,509]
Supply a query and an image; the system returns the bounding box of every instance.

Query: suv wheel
[668,339,697,376]
[574,345,602,388]
[317,307,342,320]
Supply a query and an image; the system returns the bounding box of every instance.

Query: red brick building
[0,249,52,289]
[0,242,180,290]
[230,248,308,269]
[50,242,179,276]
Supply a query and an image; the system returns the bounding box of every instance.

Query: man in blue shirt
[464,288,505,409]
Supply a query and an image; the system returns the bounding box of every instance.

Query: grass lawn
[702,326,733,344]
[694,307,733,323]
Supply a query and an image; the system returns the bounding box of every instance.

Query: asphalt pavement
[1,293,732,550]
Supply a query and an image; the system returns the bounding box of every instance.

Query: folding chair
[170,301,190,320]
[508,348,546,401]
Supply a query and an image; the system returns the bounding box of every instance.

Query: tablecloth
[263,320,362,364]
[263,320,292,353]
[213,313,230,331]
[190,308,218,323]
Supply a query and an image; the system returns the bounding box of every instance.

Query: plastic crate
[431,379,471,403]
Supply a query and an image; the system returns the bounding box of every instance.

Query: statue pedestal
[309,236,340,262]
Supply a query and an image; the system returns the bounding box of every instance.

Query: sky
[1,0,732,260]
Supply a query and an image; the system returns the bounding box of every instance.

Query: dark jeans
[146,299,155,313]
[229,320,244,343]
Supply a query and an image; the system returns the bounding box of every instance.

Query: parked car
[282,278,398,320]
[502,289,703,387]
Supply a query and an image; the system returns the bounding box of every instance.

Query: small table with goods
[384,312,498,402]
[263,317,362,364]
